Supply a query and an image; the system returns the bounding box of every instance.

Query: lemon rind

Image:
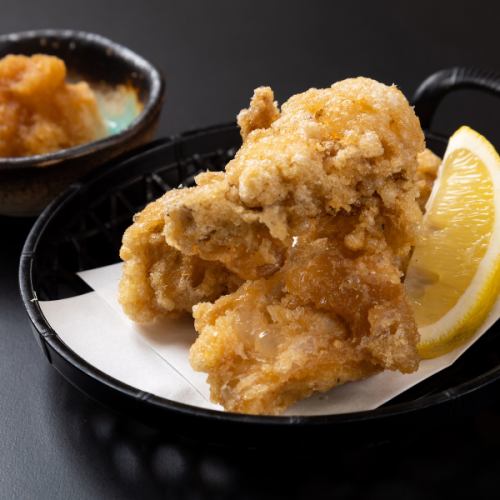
[416,126,500,358]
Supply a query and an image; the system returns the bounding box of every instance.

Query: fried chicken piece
[183,78,426,414]
[191,211,419,415]
[163,78,425,278]
[119,195,241,322]
[120,77,426,414]
[416,148,441,210]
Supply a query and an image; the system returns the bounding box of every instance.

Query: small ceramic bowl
[0,30,165,216]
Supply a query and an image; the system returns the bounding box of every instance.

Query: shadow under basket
[18,68,500,448]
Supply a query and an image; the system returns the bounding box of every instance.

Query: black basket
[18,68,500,447]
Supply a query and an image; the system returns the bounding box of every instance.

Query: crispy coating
[163,171,287,280]
[163,78,425,277]
[190,211,420,415]
[236,86,280,140]
[416,148,441,210]
[185,79,426,414]
[120,77,427,414]
[119,195,241,322]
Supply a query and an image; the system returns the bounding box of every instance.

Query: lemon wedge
[405,126,500,359]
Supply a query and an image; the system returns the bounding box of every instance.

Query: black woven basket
[19,68,500,447]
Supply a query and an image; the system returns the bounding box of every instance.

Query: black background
[2,1,500,498]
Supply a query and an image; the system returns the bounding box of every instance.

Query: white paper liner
[38,262,500,416]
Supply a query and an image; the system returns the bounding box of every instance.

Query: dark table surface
[3,1,500,498]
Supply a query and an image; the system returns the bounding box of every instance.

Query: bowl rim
[0,29,165,170]
[18,123,500,428]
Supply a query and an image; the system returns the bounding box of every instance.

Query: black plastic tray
[19,67,500,447]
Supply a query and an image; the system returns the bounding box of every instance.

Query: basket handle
[413,67,500,131]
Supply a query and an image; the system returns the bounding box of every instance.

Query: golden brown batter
[119,78,432,414]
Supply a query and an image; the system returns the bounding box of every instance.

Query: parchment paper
[38,263,500,416]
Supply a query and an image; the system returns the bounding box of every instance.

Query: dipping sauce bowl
[0,30,165,216]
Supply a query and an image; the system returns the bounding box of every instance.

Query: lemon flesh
[405,126,500,359]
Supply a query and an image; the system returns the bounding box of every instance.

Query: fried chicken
[120,77,428,414]
[163,79,424,276]
[119,194,241,322]
[190,208,420,414]
[184,78,425,414]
